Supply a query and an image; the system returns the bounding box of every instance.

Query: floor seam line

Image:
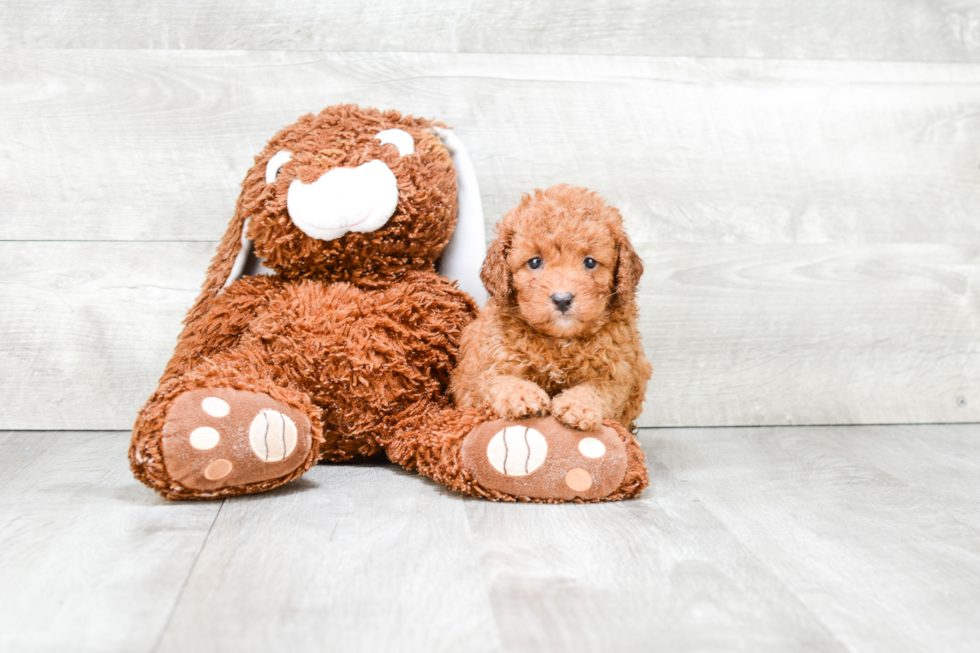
[672,476,854,652]
[150,499,225,653]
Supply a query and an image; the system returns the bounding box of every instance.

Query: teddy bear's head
[234,104,458,283]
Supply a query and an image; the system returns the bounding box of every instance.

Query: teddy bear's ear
[220,219,274,290]
[433,127,488,305]
[198,207,273,308]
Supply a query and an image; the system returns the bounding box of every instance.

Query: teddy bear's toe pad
[161,388,312,492]
[461,417,627,501]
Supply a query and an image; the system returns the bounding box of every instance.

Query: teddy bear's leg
[131,357,323,500]
[385,408,648,502]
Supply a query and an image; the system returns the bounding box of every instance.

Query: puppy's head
[481,184,642,338]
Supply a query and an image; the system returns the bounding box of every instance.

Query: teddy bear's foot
[460,416,636,501]
[160,388,313,493]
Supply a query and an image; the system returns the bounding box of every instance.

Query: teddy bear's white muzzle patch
[286,160,399,241]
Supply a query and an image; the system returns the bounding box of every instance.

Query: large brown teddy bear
[130,105,483,498]
[131,104,647,502]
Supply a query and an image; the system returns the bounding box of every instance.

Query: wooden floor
[3,1,980,651]
[2,425,979,652]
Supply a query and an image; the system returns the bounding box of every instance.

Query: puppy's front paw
[551,387,605,431]
[491,380,551,419]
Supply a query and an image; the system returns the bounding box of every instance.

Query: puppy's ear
[613,233,643,306]
[480,226,513,302]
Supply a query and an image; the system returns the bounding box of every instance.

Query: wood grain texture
[3,1,980,62]
[463,473,844,652]
[647,424,980,653]
[637,243,980,427]
[156,464,502,653]
[157,452,843,653]
[828,423,980,529]
[0,431,221,653]
[0,242,212,430]
[5,426,978,652]
[2,242,976,430]
[3,50,980,244]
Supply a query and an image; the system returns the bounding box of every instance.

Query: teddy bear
[130,104,486,498]
[130,104,647,503]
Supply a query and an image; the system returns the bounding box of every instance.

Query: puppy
[450,184,652,432]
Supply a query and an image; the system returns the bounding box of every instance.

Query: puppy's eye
[584,257,598,269]
[265,150,293,184]
[375,129,415,156]
[527,257,543,270]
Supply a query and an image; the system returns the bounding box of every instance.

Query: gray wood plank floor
[2,425,979,653]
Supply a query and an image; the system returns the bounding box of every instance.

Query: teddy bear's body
[169,272,473,461]
[131,106,478,499]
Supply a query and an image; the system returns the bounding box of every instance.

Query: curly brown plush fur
[130,105,478,499]
[450,184,652,432]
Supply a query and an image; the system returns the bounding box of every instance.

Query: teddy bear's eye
[375,129,415,156]
[528,257,543,270]
[584,257,598,269]
[265,150,293,184]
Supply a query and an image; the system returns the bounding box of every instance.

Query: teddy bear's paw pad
[161,388,312,492]
[460,416,627,501]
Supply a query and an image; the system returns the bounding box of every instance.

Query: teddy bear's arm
[160,276,282,383]
[395,270,479,339]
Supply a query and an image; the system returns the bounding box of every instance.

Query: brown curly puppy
[450,184,652,433]
[380,185,653,503]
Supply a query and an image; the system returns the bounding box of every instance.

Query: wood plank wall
[1,3,978,429]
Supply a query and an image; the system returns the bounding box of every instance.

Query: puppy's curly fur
[451,184,652,431]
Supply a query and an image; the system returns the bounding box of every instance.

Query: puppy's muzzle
[551,293,574,313]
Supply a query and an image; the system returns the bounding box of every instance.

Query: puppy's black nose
[551,293,574,313]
